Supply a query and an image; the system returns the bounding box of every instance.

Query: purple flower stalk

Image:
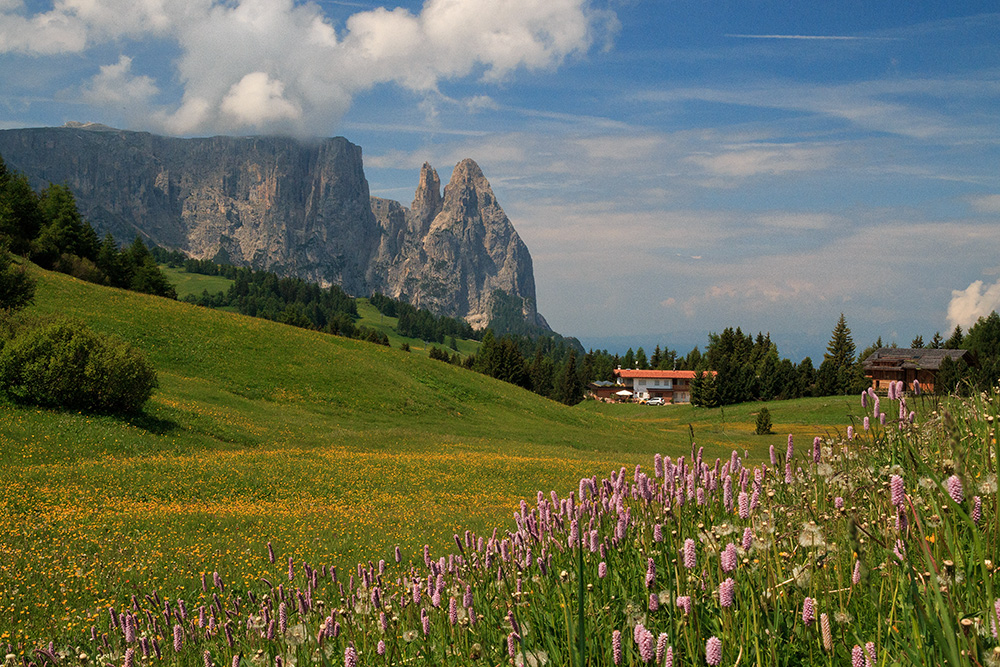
[769,444,777,466]
[648,592,659,611]
[706,636,722,666]
[865,642,876,667]
[719,577,735,608]
[890,475,905,507]
[448,597,457,625]
[861,391,868,409]
[656,634,669,666]
[852,645,864,667]
[598,561,607,578]
[863,416,870,431]
[683,538,697,569]
[946,475,964,504]
[124,648,134,667]
[853,559,861,585]
[802,597,815,625]
[203,651,213,667]
[813,436,822,463]
[267,541,275,564]
[973,496,982,523]
[835,496,844,510]
[653,523,663,543]
[344,646,357,667]
[786,434,794,462]
[912,379,920,395]
[612,630,622,665]
[645,557,656,589]
[376,640,385,656]
[738,491,749,519]
[638,627,655,663]
[676,595,692,615]
[721,542,737,572]
[395,546,402,563]
[173,625,183,652]
[742,527,753,551]
[820,613,832,651]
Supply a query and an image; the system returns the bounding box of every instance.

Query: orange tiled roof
[613,369,715,379]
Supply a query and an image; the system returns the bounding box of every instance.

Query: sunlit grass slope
[0,266,853,645]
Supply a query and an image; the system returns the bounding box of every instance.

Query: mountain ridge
[0,124,546,330]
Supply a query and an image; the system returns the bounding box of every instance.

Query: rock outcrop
[0,124,546,329]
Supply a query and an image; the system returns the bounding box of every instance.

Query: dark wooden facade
[862,348,971,393]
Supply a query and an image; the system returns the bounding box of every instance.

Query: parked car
[646,397,665,406]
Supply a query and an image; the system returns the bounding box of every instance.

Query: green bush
[755,405,773,434]
[0,319,157,414]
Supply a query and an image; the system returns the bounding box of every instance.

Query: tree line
[153,247,390,347]
[0,154,176,299]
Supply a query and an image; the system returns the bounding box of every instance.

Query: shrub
[0,319,157,414]
[755,406,773,434]
[0,247,36,312]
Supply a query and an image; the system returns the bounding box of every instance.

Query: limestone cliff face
[0,125,379,294]
[0,125,545,328]
[369,159,543,330]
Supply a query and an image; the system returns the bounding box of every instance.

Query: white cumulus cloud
[947,279,1000,331]
[0,0,611,135]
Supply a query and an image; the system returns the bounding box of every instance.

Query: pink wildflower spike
[598,561,607,578]
[646,557,656,589]
[835,496,844,510]
[946,475,964,504]
[973,496,982,523]
[863,416,870,431]
[813,436,822,463]
[344,645,357,667]
[802,597,815,625]
[664,646,673,667]
[719,578,735,608]
[683,538,697,569]
[769,444,777,466]
[705,636,722,666]
[612,630,622,665]
[865,642,876,667]
[847,425,854,440]
[992,599,999,639]
[861,391,868,409]
[890,475,905,507]
[676,595,692,615]
[738,491,749,519]
[721,542,738,572]
[852,645,864,667]
[820,613,832,651]
[376,640,385,656]
[638,627,655,663]
[786,434,794,461]
[912,379,921,395]
[742,527,753,551]
[853,559,861,585]
[656,634,669,664]
[648,592,659,612]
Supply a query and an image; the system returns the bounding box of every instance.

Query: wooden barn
[862,348,972,393]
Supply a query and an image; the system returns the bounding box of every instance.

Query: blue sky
[2,1,999,359]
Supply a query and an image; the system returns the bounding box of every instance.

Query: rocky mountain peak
[410,162,442,235]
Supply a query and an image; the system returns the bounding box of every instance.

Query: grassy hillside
[0,266,857,645]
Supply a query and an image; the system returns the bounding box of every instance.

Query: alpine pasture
[1,267,996,666]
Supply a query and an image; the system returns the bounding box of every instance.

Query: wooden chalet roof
[862,348,971,371]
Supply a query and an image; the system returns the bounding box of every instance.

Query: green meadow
[1,266,858,646]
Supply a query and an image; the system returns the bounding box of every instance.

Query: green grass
[355,297,480,358]
[0,266,853,647]
[158,265,234,299]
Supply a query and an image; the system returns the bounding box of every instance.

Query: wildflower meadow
[5,380,998,667]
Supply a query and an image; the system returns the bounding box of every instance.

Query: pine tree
[820,314,861,395]
[553,350,584,405]
[910,335,924,349]
[944,325,964,350]
[929,332,944,349]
